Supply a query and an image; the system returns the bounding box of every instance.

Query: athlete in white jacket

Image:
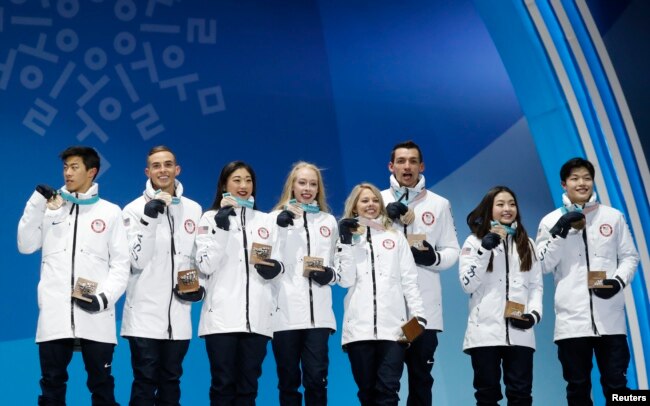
[337,183,426,406]
[17,146,129,406]
[381,141,459,406]
[195,161,283,405]
[271,162,338,406]
[459,186,542,406]
[121,146,203,405]
[536,158,639,405]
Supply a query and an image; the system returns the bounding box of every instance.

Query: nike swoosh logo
[426,360,434,365]
[104,363,111,368]
[52,220,65,225]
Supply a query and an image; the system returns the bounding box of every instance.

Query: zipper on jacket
[367,227,378,338]
[166,210,175,339]
[504,237,511,345]
[304,211,316,327]
[582,229,599,335]
[401,189,409,236]
[70,202,79,336]
[241,209,251,332]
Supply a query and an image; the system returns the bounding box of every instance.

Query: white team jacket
[196,207,281,338]
[17,184,130,344]
[536,199,639,341]
[121,180,203,340]
[337,225,425,345]
[382,176,460,331]
[272,210,338,332]
[459,235,543,351]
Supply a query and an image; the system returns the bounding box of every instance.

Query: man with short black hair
[381,140,460,405]
[18,145,130,405]
[121,146,203,405]
[536,157,639,405]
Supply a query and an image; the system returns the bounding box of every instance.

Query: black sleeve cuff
[531,310,541,324]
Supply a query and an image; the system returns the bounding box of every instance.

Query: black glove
[276,210,295,228]
[510,313,536,330]
[309,266,334,286]
[338,218,359,245]
[36,184,56,200]
[75,293,107,313]
[255,259,282,280]
[386,202,408,221]
[411,241,437,266]
[173,285,205,302]
[550,211,585,239]
[214,205,236,231]
[592,278,622,299]
[481,233,502,250]
[144,199,166,218]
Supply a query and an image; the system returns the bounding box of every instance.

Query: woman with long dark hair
[195,161,283,405]
[459,186,543,406]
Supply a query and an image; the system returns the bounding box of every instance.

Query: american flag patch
[123,218,130,226]
[198,226,209,235]
[461,247,472,256]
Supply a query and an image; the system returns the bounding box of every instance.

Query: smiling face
[63,156,96,193]
[355,187,381,220]
[225,167,253,200]
[562,167,594,205]
[492,191,517,225]
[389,147,424,188]
[145,151,180,194]
[292,167,318,204]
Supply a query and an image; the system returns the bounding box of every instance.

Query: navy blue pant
[127,337,190,406]
[557,335,630,406]
[346,340,407,406]
[405,329,438,406]
[38,338,117,406]
[468,345,534,406]
[204,332,269,406]
[272,328,330,406]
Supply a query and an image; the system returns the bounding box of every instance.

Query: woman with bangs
[271,162,338,406]
[195,161,284,405]
[336,183,426,406]
[459,186,543,406]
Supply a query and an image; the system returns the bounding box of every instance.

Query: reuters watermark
[610,390,649,404]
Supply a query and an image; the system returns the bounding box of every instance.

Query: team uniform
[18,183,129,405]
[195,205,281,405]
[459,233,543,405]
[121,179,202,404]
[381,175,460,405]
[337,220,425,405]
[536,193,638,404]
[271,209,338,405]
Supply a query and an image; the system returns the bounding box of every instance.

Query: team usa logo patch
[184,219,196,234]
[320,226,331,238]
[91,219,106,233]
[382,239,395,250]
[599,224,613,237]
[258,227,270,239]
[422,211,435,225]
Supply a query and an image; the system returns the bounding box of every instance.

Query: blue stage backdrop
[1,1,646,405]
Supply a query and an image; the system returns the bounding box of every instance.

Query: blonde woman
[337,183,426,406]
[271,162,338,406]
